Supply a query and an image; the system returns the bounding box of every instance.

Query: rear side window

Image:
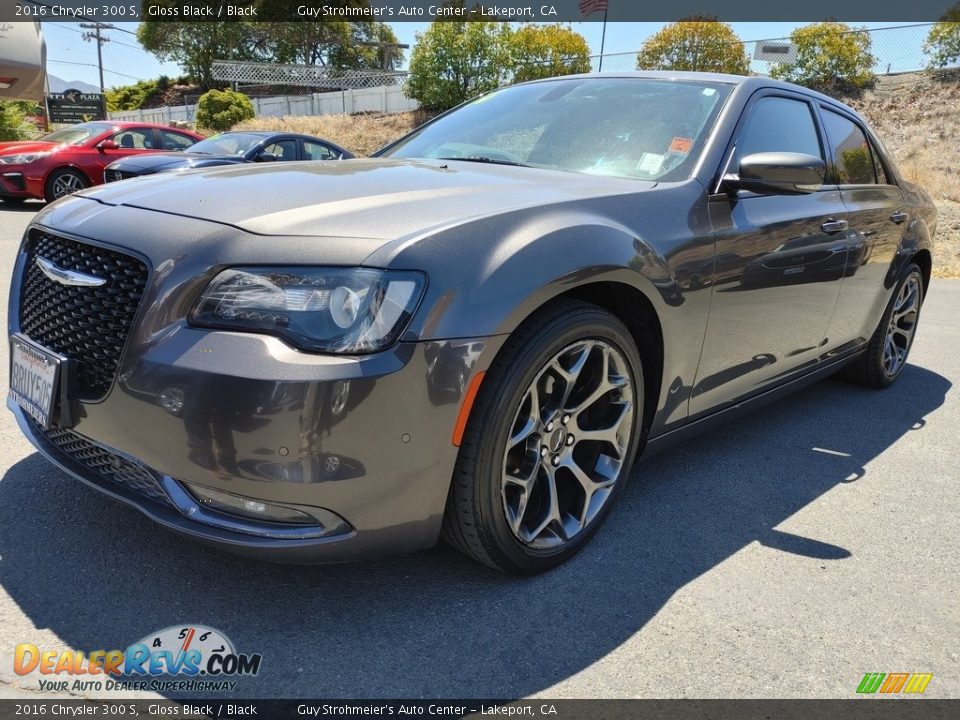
[820,109,877,185]
[734,96,822,164]
[304,141,339,160]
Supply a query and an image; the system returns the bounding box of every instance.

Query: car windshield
[188,133,264,156]
[379,78,731,181]
[40,122,115,145]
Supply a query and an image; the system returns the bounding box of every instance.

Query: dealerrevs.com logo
[13,625,262,693]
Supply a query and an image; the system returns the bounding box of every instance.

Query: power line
[47,59,144,82]
[49,22,143,50]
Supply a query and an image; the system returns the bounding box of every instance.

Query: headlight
[190,267,426,354]
[0,153,48,165]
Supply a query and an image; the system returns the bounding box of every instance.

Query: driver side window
[733,96,823,167]
[262,139,298,161]
[111,128,153,150]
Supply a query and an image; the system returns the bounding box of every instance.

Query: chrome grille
[18,231,148,400]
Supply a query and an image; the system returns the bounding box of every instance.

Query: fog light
[188,484,319,525]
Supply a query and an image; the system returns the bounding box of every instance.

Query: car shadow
[0,365,950,698]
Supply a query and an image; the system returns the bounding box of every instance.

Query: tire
[44,169,88,202]
[442,298,644,574]
[844,262,925,389]
[0,196,27,206]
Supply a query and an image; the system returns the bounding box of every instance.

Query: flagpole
[598,8,608,71]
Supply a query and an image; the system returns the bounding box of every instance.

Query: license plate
[9,334,62,429]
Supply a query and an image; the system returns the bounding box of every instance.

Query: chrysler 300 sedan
[7,73,935,574]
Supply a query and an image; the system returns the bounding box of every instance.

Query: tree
[508,24,591,83]
[195,89,255,132]
[137,20,258,90]
[924,7,960,70]
[405,22,512,110]
[636,18,750,75]
[0,101,35,141]
[251,21,403,69]
[771,22,875,94]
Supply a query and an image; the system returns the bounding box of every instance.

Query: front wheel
[845,262,924,388]
[45,169,88,202]
[442,299,644,574]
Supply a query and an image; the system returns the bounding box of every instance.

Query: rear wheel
[845,263,924,388]
[442,299,644,574]
[45,169,88,202]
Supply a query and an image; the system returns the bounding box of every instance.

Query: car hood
[79,158,651,239]
[0,141,60,156]
[108,153,239,171]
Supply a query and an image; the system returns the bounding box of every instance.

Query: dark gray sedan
[7,73,936,574]
[103,130,353,183]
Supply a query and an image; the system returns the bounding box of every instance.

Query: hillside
[47,75,101,94]
[234,76,960,277]
[846,75,960,277]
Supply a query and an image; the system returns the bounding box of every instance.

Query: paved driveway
[0,203,957,699]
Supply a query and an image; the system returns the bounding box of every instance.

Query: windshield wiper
[436,156,531,168]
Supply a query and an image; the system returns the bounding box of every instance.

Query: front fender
[425,224,672,340]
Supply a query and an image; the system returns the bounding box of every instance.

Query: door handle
[820,219,848,234]
[890,211,909,224]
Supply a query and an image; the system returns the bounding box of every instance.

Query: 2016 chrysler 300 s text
[7,73,935,573]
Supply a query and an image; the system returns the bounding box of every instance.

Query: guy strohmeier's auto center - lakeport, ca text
[15,2,561,20]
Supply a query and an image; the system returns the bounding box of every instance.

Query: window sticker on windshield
[669,137,694,154]
[637,153,664,174]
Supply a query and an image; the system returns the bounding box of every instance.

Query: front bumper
[10,327,498,562]
[8,205,502,562]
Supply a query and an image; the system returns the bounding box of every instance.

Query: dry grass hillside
[235,76,960,277]
[233,111,433,156]
[846,75,960,277]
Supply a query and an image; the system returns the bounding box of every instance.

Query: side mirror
[723,152,825,196]
[256,152,278,163]
[97,139,119,151]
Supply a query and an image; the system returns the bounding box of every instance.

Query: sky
[42,21,924,91]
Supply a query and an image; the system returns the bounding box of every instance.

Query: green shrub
[195,88,255,132]
[0,101,35,141]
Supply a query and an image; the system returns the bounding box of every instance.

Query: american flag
[579,0,609,18]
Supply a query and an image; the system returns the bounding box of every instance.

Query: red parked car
[0,121,203,204]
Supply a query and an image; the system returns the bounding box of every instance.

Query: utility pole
[79,22,115,92]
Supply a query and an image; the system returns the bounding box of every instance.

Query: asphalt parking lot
[0,202,957,700]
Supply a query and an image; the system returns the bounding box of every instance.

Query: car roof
[219,130,336,140]
[209,130,350,152]
[108,121,199,131]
